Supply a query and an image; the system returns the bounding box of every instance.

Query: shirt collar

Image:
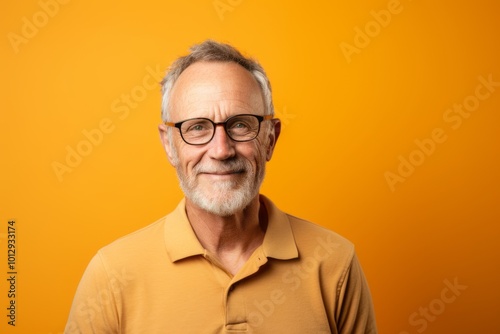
[163,196,298,263]
[163,198,205,262]
[260,195,298,260]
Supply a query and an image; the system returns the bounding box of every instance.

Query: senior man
[65,40,377,333]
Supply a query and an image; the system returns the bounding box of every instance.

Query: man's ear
[266,119,281,161]
[158,124,177,166]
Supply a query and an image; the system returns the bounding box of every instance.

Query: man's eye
[191,124,205,131]
[232,122,249,129]
[185,122,210,132]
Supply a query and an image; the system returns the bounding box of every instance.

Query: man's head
[160,40,274,122]
[158,40,281,216]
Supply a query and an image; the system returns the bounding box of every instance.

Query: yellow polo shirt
[65,196,377,333]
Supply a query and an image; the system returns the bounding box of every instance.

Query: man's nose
[207,124,236,160]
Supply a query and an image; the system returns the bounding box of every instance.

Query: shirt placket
[224,248,268,333]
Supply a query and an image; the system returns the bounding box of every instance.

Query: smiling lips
[200,170,245,177]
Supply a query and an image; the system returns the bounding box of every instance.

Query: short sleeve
[336,253,378,334]
[65,253,121,334]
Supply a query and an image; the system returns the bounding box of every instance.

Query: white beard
[172,149,265,216]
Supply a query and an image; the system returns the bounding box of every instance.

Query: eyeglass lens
[180,115,261,145]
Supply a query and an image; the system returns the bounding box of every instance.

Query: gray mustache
[194,159,249,174]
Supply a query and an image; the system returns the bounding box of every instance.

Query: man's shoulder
[98,215,167,258]
[285,213,355,260]
[263,196,355,258]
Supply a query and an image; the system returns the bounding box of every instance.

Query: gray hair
[160,40,274,122]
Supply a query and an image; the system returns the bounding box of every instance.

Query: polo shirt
[65,195,377,333]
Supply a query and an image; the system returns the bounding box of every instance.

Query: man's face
[159,61,279,216]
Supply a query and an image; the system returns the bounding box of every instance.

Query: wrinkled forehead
[169,61,265,120]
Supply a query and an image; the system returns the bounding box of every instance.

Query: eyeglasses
[165,114,273,145]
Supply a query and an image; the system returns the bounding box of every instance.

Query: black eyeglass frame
[164,114,274,146]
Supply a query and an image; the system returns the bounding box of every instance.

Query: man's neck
[185,196,267,275]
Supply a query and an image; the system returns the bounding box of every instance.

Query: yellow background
[1,0,499,333]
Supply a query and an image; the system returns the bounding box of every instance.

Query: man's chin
[186,188,256,216]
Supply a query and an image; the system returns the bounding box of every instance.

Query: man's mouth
[194,160,248,178]
[199,169,245,176]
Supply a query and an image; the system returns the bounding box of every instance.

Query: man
[65,40,377,333]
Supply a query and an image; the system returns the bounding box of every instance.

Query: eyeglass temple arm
[164,121,179,128]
